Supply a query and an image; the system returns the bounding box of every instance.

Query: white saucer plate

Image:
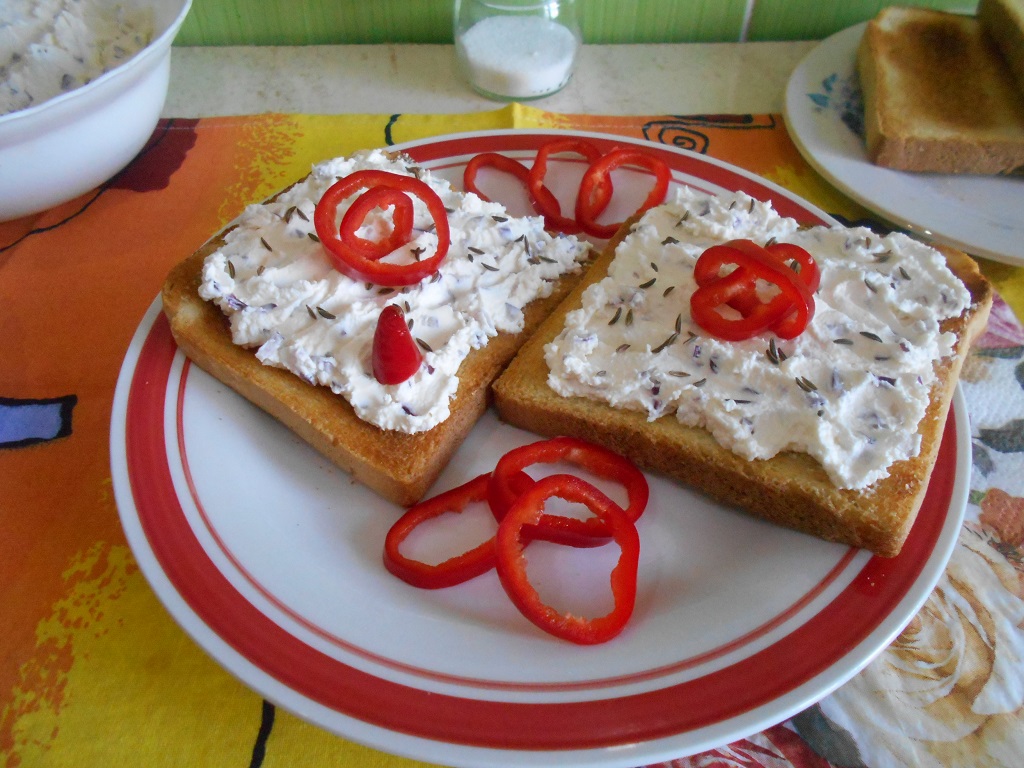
[785,23,1024,265]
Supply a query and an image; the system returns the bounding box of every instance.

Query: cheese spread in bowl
[0,0,192,221]
[545,186,971,490]
[199,149,591,435]
[2,1,154,115]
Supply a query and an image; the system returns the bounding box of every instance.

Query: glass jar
[454,0,582,101]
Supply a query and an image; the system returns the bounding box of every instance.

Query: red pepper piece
[338,185,414,260]
[372,304,422,385]
[383,473,496,589]
[690,239,815,341]
[575,148,671,239]
[767,241,820,293]
[495,474,640,644]
[762,242,819,338]
[463,152,535,207]
[488,436,649,547]
[527,139,605,235]
[694,240,819,337]
[383,470,535,589]
[314,169,451,286]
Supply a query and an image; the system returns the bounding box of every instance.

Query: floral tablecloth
[1,105,1022,767]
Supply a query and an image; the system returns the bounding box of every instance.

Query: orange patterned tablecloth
[2,106,1022,768]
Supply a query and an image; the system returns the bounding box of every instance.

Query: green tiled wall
[748,0,978,40]
[570,0,750,43]
[175,0,981,46]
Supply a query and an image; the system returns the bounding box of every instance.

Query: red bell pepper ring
[383,473,496,589]
[463,152,535,208]
[694,240,819,295]
[338,184,414,260]
[767,241,820,293]
[314,169,451,286]
[761,241,819,338]
[527,138,606,235]
[693,240,819,337]
[383,471,534,589]
[488,436,649,547]
[690,239,815,341]
[575,148,671,239]
[495,473,640,645]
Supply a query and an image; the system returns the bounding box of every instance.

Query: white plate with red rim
[784,22,1024,266]
[111,129,969,767]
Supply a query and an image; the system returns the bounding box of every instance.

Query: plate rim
[110,128,969,767]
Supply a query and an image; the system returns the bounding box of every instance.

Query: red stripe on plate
[175,378,862,693]
[124,311,954,751]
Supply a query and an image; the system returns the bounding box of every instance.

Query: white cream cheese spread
[545,186,971,490]
[199,149,590,434]
[1,0,154,115]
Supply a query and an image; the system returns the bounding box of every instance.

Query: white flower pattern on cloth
[816,528,1024,766]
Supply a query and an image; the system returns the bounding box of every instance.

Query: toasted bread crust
[162,221,586,508]
[858,6,1024,175]
[493,221,992,557]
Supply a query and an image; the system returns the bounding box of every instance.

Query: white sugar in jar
[454,0,581,100]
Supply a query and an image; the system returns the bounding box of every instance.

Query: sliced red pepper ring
[383,473,496,589]
[527,138,606,235]
[691,239,815,341]
[313,169,451,286]
[575,148,671,240]
[338,185,414,260]
[383,471,535,589]
[488,436,649,547]
[495,473,640,645]
[693,240,816,331]
[692,265,781,339]
[728,239,818,339]
[463,152,535,208]
[767,241,820,293]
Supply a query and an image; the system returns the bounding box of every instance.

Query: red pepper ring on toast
[383,471,533,589]
[463,152,536,207]
[690,239,816,341]
[488,436,649,547]
[313,169,451,286]
[694,240,820,317]
[527,138,607,235]
[495,473,640,645]
[766,241,820,293]
[338,185,415,259]
[575,148,671,240]
[758,241,819,339]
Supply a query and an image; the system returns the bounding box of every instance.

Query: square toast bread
[857,6,1024,174]
[161,194,588,508]
[493,220,993,557]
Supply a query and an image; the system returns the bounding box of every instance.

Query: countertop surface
[164,41,818,117]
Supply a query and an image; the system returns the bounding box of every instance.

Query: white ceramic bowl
[0,0,193,222]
